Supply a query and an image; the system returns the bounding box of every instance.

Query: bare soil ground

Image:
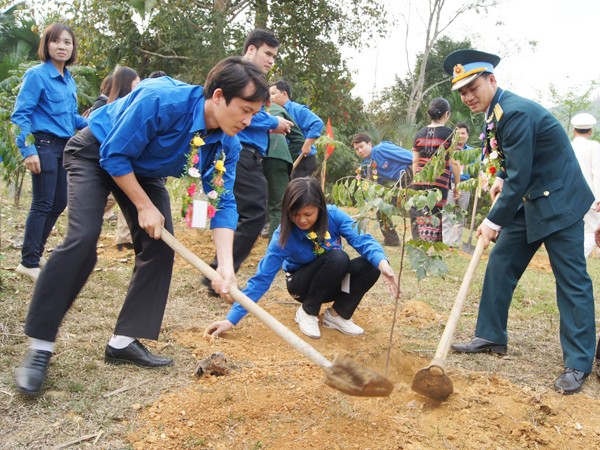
[129,233,600,450]
[2,188,600,449]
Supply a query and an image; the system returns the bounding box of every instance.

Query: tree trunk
[254,0,269,28]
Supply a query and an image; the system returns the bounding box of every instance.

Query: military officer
[446,49,596,395]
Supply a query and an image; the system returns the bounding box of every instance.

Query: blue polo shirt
[283,99,324,157]
[236,108,279,155]
[89,76,241,230]
[11,60,87,158]
[225,205,387,325]
[368,141,412,182]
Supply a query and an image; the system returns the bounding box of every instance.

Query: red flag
[325,118,335,160]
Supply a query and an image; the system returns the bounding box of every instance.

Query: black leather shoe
[451,337,507,355]
[554,368,589,395]
[15,349,52,396]
[116,242,134,251]
[201,276,219,298]
[105,340,173,367]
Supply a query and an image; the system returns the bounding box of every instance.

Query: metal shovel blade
[324,355,394,397]
[411,360,453,401]
[462,240,475,255]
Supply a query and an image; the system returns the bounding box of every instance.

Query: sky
[345,0,600,107]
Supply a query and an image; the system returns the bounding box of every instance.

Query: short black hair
[279,177,328,247]
[271,80,291,99]
[204,56,270,105]
[242,29,279,55]
[351,133,372,146]
[148,70,167,78]
[455,122,470,133]
[38,23,77,65]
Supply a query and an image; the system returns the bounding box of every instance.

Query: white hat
[571,113,597,129]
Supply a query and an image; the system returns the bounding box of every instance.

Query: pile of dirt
[129,302,600,448]
[125,227,600,448]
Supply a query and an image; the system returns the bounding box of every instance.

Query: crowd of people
[9,23,600,398]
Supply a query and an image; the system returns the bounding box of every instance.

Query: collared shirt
[226,205,387,325]
[283,99,324,156]
[11,61,87,158]
[236,108,279,155]
[362,141,412,182]
[89,76,241,230]
[572,136,600,203]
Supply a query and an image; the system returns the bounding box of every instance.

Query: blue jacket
[283,99,324,157]
[11,61,87,158]
[364,141,412,182]
[236,108,279,155]
[89,76,241,230]
[226,205,387,325]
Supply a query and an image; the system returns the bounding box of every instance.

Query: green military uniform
[476,88,596,373]
[263,104,304,238]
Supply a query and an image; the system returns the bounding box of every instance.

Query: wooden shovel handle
[436,236,485,361]
[160,228,333,369]
[467,183,482,244]
[291,154,303,172]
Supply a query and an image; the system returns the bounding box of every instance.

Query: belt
[242,144,263,159]
[33,132,69,145]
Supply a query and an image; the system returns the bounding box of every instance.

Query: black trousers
[24,128,174,342]
[286,249,380,319]
[213,146,267,272]
[291,154,317,179]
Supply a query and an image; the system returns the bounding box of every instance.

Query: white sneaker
[295,306,320,339]
[39,256,47,268]
[322,308,364,336]
[16,264,41,282]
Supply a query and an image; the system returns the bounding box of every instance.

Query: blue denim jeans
[21,133,68,267]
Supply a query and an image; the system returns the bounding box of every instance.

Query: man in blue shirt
[442,122,473,247]
[352,133,413,246]
[204,29,293,294]
[14,56,270,397]
[270,80,324,178]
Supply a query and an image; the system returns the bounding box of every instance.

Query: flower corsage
[181,133,227,228]
[479,120,504,191]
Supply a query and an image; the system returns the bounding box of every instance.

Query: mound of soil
[126,230,600,449]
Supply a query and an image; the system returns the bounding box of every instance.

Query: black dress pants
[286,249,380,319]
[213,146,267,272]
[24,128,174,342]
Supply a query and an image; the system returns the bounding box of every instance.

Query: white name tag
[341,273,351,293]
[191,199,208,229]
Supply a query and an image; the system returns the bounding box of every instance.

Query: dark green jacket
[265,104,304,163]
[486,88,593,242]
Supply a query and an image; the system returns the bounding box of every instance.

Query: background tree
[368,36,480,147]
[545,81,600,135]
[0,2,39,80]
[397,0,497,126]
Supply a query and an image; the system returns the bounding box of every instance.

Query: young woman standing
[409,97,461,242]
[11,23,87,282]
